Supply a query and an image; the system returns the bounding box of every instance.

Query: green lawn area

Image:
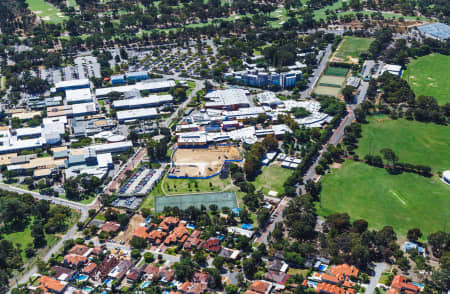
[335,36,373,62]
[251,165,293,196]
[318,160,450,238]
[58,193,96,205]
[402,54,450,104]
[26,0,67,23]
[161,175,232,196]
[356,116,450,173]
[313,0,344,20]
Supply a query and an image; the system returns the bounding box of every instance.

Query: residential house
[316,282,346,294]
[148,230,167,245]
[144,264,160,280]
[93,254,120,281]
[63,254,88,268]
[101,221,121,234]
[108,259,133,281]
[218,247,240,260]
[203,237,221,253]
[330,264,359,282]
[126,265,146,283]
[184,230,204,250]
[159,267,175,283]
[68,244,93,257]
[50,266,75,281]
[178,281,207,294]
[159,216,179,231]
[388,275,421,294]
[82,262,97,275]
[268,259,289,273]
[264,271,290,286]
[36,276,67,294]
[164,224,189,246]
[245,280,273,294]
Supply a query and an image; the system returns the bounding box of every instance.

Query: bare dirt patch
[114,214,145,244]
[170,145,241,177]
[330,162,342,169]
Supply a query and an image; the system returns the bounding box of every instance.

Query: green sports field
[334,37,373,62]
[325,66,349,77]
[318,161,450,238]
[402,54,450,104]
[252,165,293,195]
[26,0,67,23]
[356,116,450,172]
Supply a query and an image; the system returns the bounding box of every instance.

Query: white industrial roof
[112,94,173,108]
[204,88,250,107]
[116,108,158,121]
[86,141,133,153]
[95,80,176,97]
[71,103,97,115]
[43,116,68,125]
[55,79,90,89]
[65,88,93,103]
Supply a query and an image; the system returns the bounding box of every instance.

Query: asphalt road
[366,263,388,294]
[300,44,332,98]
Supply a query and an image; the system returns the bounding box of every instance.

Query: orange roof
[249,280,271,293]
[69,244,91,256]
[391,275,420,293]
[316,282,346,294]
[387,289,399,294]
[160,216,179,231]
[347,289,356,294]
[38,276,66,293]
[133,226,150,239]
[83,262,97,274]
[64,254,88,266]
[330,264,359,280]
[321,273,340,284]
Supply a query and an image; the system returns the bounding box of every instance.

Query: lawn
[161,175,232,196]
[318,161,450,238]
[402,53,450,104]
[26,0,67,23]
[251,165,293,196]
[356,116,450,173]
[334,37,373,62]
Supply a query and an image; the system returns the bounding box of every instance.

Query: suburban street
[366,263,389,294]
[300,44,333,98]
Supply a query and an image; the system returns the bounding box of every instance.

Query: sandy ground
[114,214,145,244]
[171,146,241,177]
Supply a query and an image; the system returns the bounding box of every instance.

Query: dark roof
[50,266,75,281]
[268,259,284,272]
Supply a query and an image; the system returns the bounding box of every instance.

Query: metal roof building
[112,94,173,110]
[54,79,90,92]
[95,80,176,97]
[116,108,158,122]
[65,88,93,104]
[417,23,450,41]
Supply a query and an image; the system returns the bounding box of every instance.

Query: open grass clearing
[251,165,293,196]
[356,115,450,172]
[318,75,346,87]
[318,160,450,238]
[162,174,232,196]
[26,0,67,23]
[334,36,373,62]
[402,53,450,104]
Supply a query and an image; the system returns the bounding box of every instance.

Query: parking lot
[118,165,165,196]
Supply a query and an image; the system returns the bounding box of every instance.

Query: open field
[314,85,341,97]
[402,54,450,104]
[171,145,241,178]
[26,0,67,23]
[318,161,450,238]
[356,116,450,172]
[155,191,237,213]
[252,165,293,196]
[334,37,373,63]
[319,75,346,87]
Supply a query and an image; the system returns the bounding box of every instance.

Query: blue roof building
[111,74,125,85]
[126,71,149,82]
[417,22,450,41]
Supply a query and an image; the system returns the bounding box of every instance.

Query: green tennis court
[155,192,237,212]
[325,66,349,77]
[319,75,346,87]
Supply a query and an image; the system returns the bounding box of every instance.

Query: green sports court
[155,192,238,212]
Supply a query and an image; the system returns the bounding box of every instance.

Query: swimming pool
[141,281,151,289]
[83,286,94,293]
[76,274,89,282]
[104,278,113,287]
[318,264,328,271]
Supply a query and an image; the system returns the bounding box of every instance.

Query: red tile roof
[316,282,346,294]
[101,221,121,233]
[248,280,272,294]
[391,275,420,293]
[64,254,88,267]
[68,244,91,256]
[330,264,359,281]
[133,226,150,239]
[38,276,66,293]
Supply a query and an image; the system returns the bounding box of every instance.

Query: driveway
[366,262,388,294]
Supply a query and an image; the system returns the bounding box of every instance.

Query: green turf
[356,115,450,172]
[318,160,450,238]
[162,175,232,195]
[251,165,293,196]
[402,54,450,104]
[325,66,349,76]
[335,37,373,61]
[155,191,237,212]
[26,0,67,23]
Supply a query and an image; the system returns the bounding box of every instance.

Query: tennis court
[325,66,349,77]
[319,75,346,87]
[155,192,238,212]
[314,85,341,97]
